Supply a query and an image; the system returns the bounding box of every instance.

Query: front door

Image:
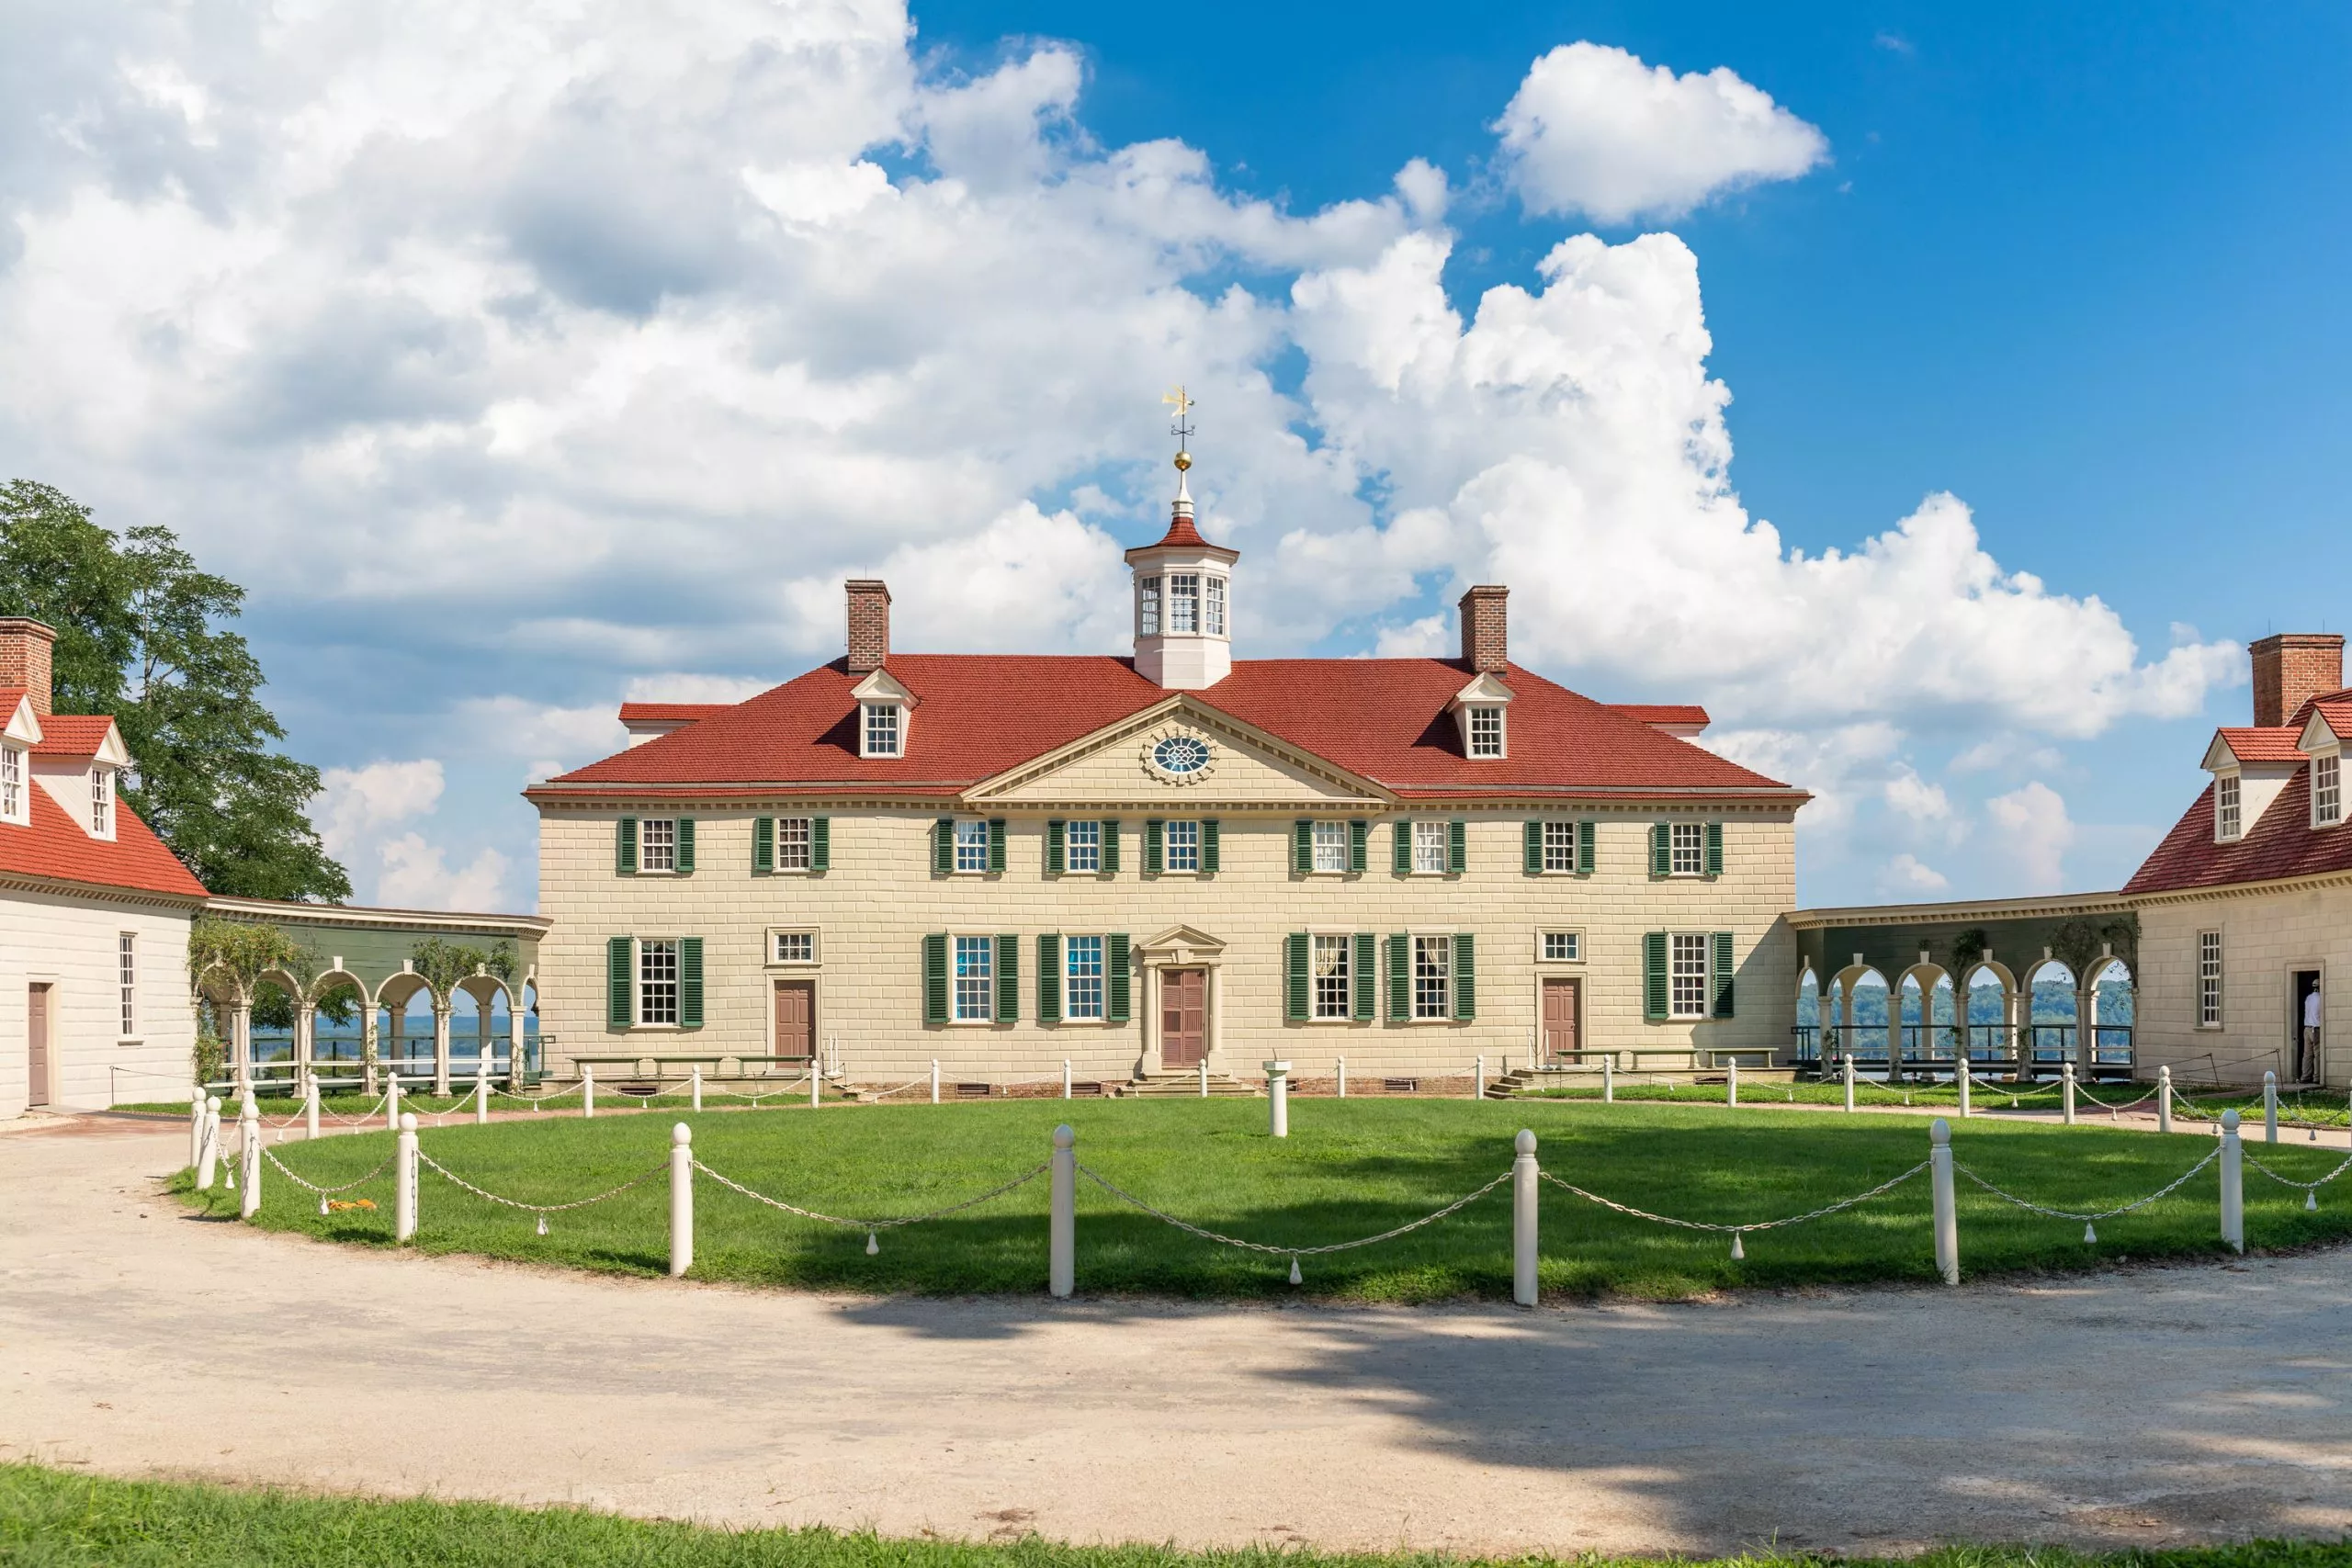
[27,983,51,1107]
[1542,976,1580,1061]
[1161,968,1206,1067]
[773,980,814,1063]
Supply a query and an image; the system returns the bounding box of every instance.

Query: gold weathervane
[1163,385,1196,470]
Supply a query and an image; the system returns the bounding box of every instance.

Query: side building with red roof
[526,468,1811,1089]
[0,619,209,1117]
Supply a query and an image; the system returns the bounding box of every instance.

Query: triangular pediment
[850,668,918,707]
[1452,671,1515,706]
[1138,923,1226,956]
[2300,710,2345,753]
[968,694,1393,808]
[1,694,39,746]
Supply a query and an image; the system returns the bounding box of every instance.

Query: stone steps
[1124,1072,1261,1098]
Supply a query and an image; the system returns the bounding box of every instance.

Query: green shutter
[1106,933,1131,1021]
[1644,932,1669,1021]
[933,818,954,875]
[988,818,1006,874]
[675,818,695,874]
[1651,823,1671,878]
[1293,818,1313,874]
[1387,934,1411,1021]
[811,817,830,872]
[1447,818,1466,874]
[995,933,1018,1022]
[1394,820,1413,875]
[1285,932,1309,1021]
[1705,820,1724,877]
[1453,933,1476,1021]
[616,818,638,875]
[1202,818,1220,874]
[1101,819,1121,874]
[1351,933,1375,1021]
[1349,819,1368,874]
[1146,818,1164,874]
[679,938,704,1029]
[1713,931,1736,1018]
[752,817,775,873]
[1577,819,1595,874]
[1522,820,1543,874]
[606,937,632,1027]
[923,934,948,1024]
[1037,934,1062,1023]
[1046,819,1066,875]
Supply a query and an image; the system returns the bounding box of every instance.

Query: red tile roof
[536,656,1793,801]
[2211,727,2306,764]
[1609,704,1710,729]
[2302,698,2352,742]
[29,714,118,757]
[0,783,208,899]
[2290,687,2352,728]
[2124,767,2352,895]
[618,703,729,725]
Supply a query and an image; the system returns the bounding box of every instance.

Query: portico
[1136,924,1226,1077]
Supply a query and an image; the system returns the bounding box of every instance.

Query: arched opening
[2086,956,2135,1078]
[379,976,435,1088]
[310,974,366,1088]
[1962,964,2013,1075]
[2027,960,2078,1073]
[192,964,240,1090]
[1898,974,1928,1077]
[1849,968,1892,1079]
[1795,967,1821,1066]
[249,972,302,1094]
[1929,972,1959,1071]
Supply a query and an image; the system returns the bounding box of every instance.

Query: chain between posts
[693,1159,1048,1229]
[263,1146,395,1195]
[415,1150,667,1214]
[1952,1146,2220,1223]
[1078,1164,1512,1257]
[1539,1161,1929,1234]
[2244,1148,2352,1191]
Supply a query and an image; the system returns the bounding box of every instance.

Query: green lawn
[178,1095,2352,1302]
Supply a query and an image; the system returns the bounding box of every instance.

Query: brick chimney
[2250,632,2344,728]
[1458,585,1508,673]
[0,617,55,716]
[845,580,891,674]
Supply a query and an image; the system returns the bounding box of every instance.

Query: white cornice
[204,895,548,937]
[1785,890,2135,930]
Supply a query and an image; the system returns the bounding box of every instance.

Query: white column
[582,1064,594,1119]
[394,1112,419,1243]
[1929,1118,1958,1285]
[931,1058,940,1105]
[239,1100,262,1220]
[2063,1060,2077,1124]
[295,1004,315,1096]
[509,990,528,1089]
[432,1004,452,1098]
[1336,1055,1347,1099]
[232,1002,253,1094]
[1266,1061,1290,1137]
[361,1006,379,1098]
[669,1122,694,1278]
[1511,1128,1539,1308]
[691,1066,703,1113]
[2220,1109,2245,1253]
[305,1078,321,1141]
[2158,1065,2174,1134]
[2265,1070,2279,1144]
[1049,1124,1075,1298]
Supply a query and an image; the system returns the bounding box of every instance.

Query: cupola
[1125,430,1238,690]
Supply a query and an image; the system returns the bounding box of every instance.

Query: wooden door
[27,983,51,1107]
[773,981,814,1062]
[1161,968,1206,1067]
[1541,977,1579,1061]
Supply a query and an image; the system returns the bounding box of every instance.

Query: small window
[954,935,994,1021]
[2216,774,2242,840]
[1065,935,1105,1021]
[864,704,900,758]
[1467,706,1504,757]
[1313,934,1351,1020]
[1066,819,1102,874]
[1167,573,1200,634]
[1311,819,1349,874]
[1165,819,1201,873]
[776,817,813,871]
[639,818,677,873]
[1205,576,1227,636]
[0,743,21,824]
[2317,755,2342,828]
[1669,932,1710,1019]
[90,766,113,836]
[1669,821,1704,875]
[119,931,137,1036]
[1412,935,1452,1020]
[1412,819,1448,874]
[638,940,680,1025]
[773,931,818,964]
[1542,819,1577,873]
[953,818,989,874]
[1541,931,1581,963]
[2199,931,2222,1028]
[1137,576,1161,637]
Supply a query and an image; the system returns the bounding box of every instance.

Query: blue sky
[4,0,2346,909]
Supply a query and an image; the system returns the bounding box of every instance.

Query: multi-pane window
[1137,577,1161,636]
[1543,819,1577,872]
[1467,706,1504,757]
[773,931,817,964]
[1167,574,1200,634]
[1542,931,1580,962]
[1066,819,1102,873]
[1412,819,1449,874]
[1065,935,1105,1021]
[1312,819,1348,874]
[1669,821,1704,875]
[2216,774,2242,840]
[2199,931,2222,1028]
[118,932,136,1036]
[1165,819,1201,873]
[1313,934,1351,1019]
[2317,755,2342,828]
[953,818,989,873]
[638,940,680,1025]
[1669,933,1710,1019]
[1412,936,1452,1020]
[776,818,813,870]
[864,705,900,757]
[639,818,677,872]
[1205,576,1227,636]
[0,743,20,822]
[89,767,112,836]
[954,935,994,1021]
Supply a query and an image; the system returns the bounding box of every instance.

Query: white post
[1929,1118,1958,1285]
[197,1097,221,1190]
[1957,1058,1971,1120]
[1064,1059,1073,1100]
[2220,1109,2245,1253]
[394,1112,419,1243]
[582,1064,595,1119]
[1049,1123,1075,1299]
[669,1122,694,1278]
[691,1066,703,1113]
[1476,1055,1486,1101]
[2063,1060,2077,1125]
[1199,1058,1208,1098]
[810,1055,820,1109]
[386,1076,401,1134]
[2158,1065,2174,1134]
[239,1100,262,1219]
[1843,1054,1856,1112]
[188,1089,207,1169]
[931,1058,940,1105]
[1265,1061,1290,1138]
[2264,1070,2279,1145]
[1512,1128,1539,1308]
[305,1078,321,1141]
[1602,1055,1614,1103]
[1727,1058,1739,1107]
[1336,1055,1347,1100]
[475,1070,490,1125]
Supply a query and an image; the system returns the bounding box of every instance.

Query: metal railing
[1808,1022,2134,1079]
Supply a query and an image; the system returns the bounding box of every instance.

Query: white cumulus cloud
[1985,782,2076,895]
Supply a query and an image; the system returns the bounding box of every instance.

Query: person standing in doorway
[2302,980,2323,1083]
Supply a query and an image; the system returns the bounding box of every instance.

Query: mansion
[528,457,1808,1085]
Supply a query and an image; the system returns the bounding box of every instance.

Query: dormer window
[1450,673,1514,759]
[864,704,900,758]
[2316,754,2342,828]
[89,765,113,838]
[0,743,21,825]
[850,667,916,760]
[1467,706,1505,758]
[2216,773,2242,840]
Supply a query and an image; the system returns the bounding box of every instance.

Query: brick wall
[2250,633,2344,728]
[1458,586,1508,673]
[845,581,890,674]
[0,618,56,715]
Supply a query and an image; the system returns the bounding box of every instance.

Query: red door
[1161,969,1206,1067]
[1542,977,1579,1060]
[773,981,814,1062]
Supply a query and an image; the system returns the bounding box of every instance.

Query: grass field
[178,1095,2352,1301]
[12,1464,2352,1568]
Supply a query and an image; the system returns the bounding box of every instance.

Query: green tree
[0,480,350,900]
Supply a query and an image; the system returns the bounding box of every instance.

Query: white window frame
[1064,934,1106,1022]
[1412,819,1449,875]
[952,934,995,1023]
[0,742,22,825]
[1204,576,1227,637]
[1541,819,1577,874]
[2199,931,2222,1029]
[953,818,989,874]
[2315,753,2342,829]
[1669,821,1705,876]
[1137,576,1161,637]
[1311,819,1349,874]
[1312,932,1352,1021]
[1164,818,1202,874]
[1167,573,1200,635]
[1065,818,1102,874]
[1538,931,1582,964]
[2216,773,2242,841]
[862,703,901,759]
[89,765,114,839]
[119,931,137,1038]
[775,817,814,872]
[637,938,681,1027]
[768,929,820,966]
[1467,705,1505,758]
[1411,933,1452,1021]
[639,817,678,874]
[1668,931,1711,1021]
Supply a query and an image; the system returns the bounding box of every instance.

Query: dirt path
[5,1117,2351,1557]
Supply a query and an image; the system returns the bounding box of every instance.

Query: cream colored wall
[537,807,1799,1083]
[0,887,195,1117]
[2139,885,2352,1088]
